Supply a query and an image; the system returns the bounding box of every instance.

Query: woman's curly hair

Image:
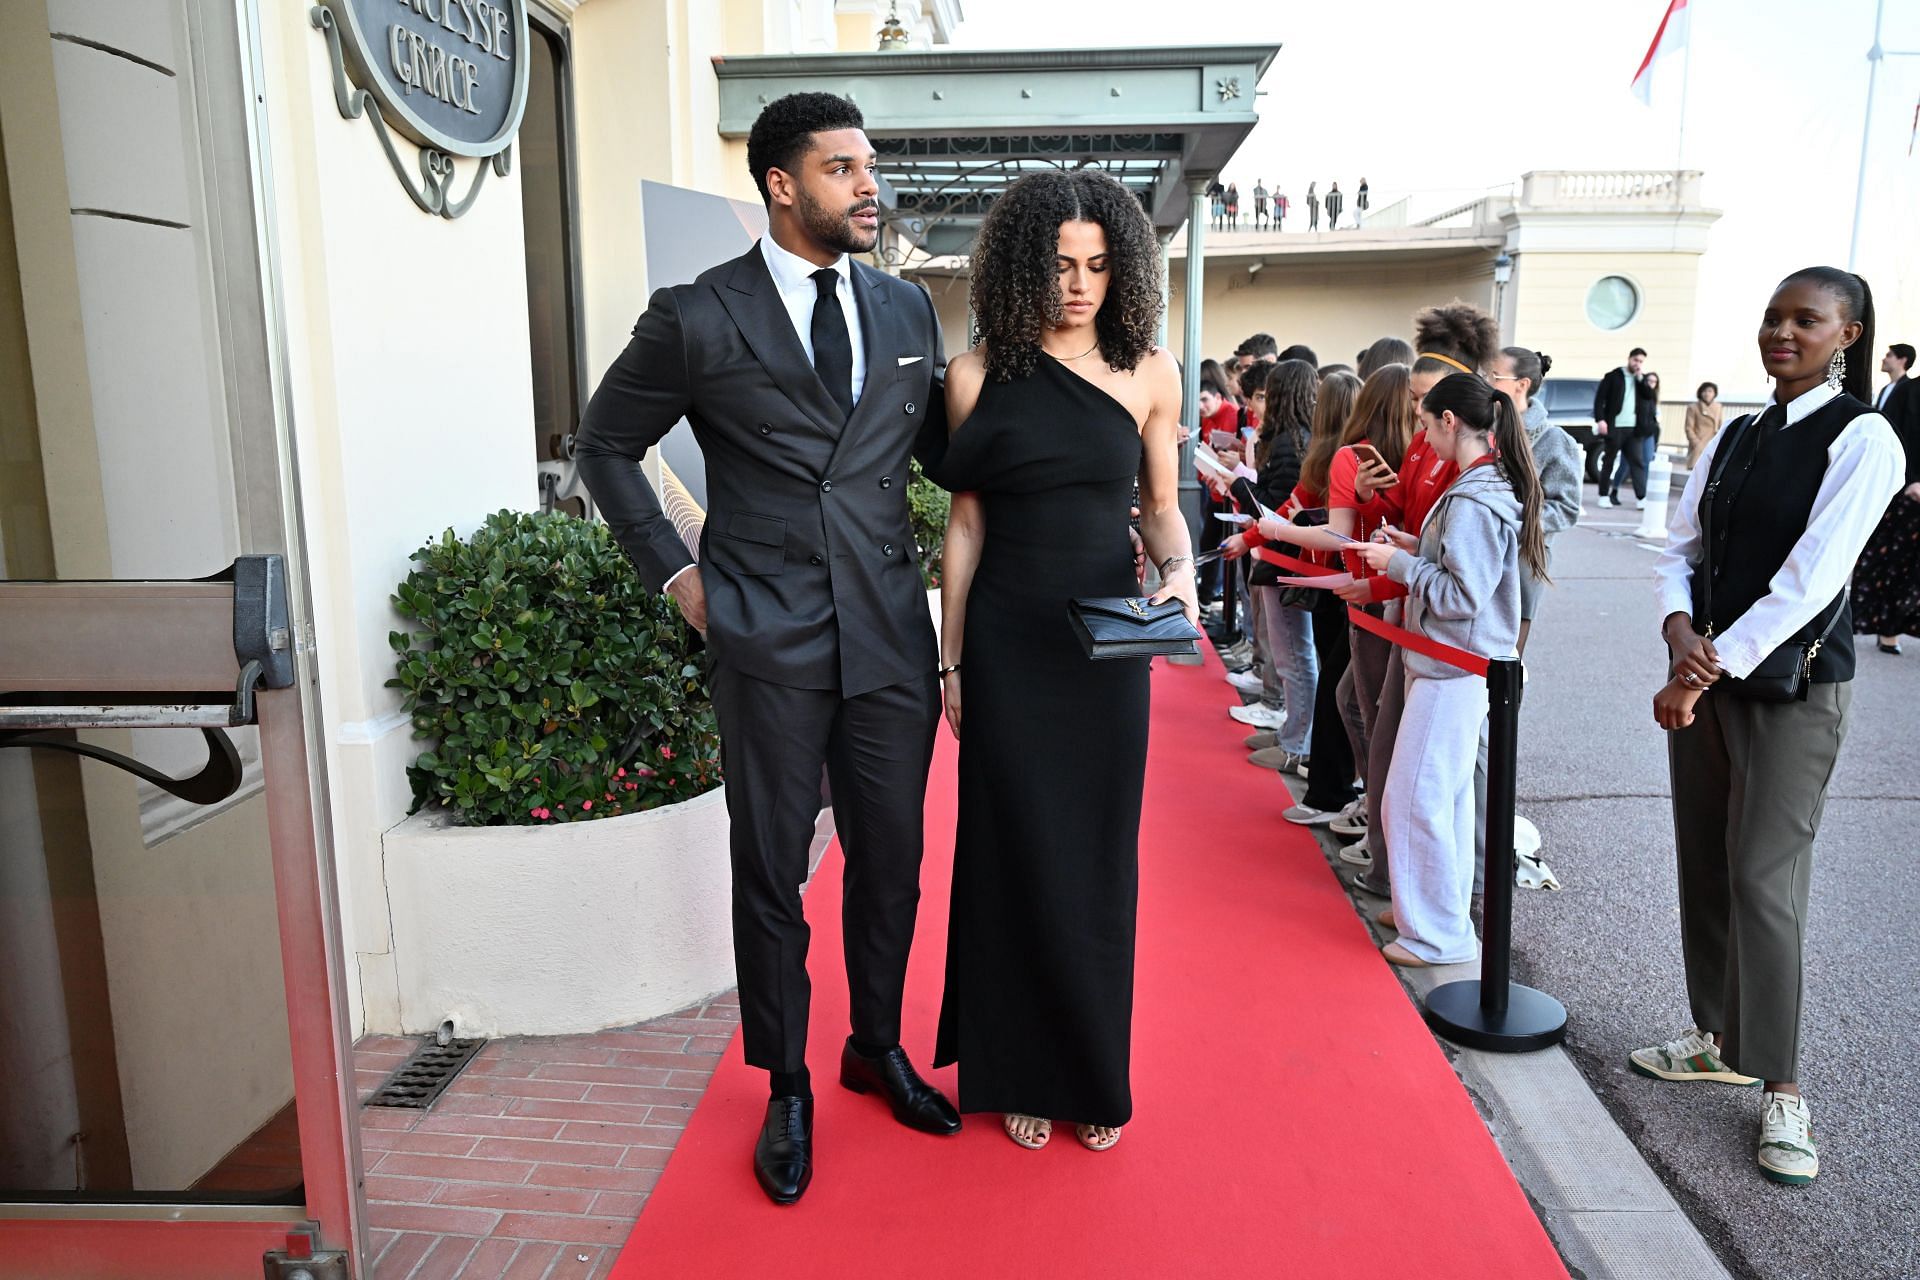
[968,169,1164,382]
[1411,301,1499,377]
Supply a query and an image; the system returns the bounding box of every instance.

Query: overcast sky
[948,0,1920,398]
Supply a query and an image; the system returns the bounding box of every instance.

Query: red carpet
[610,647,1568,1279]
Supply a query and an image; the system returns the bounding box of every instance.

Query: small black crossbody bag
[1696,413,1843,703]
[1067,596,1201,660]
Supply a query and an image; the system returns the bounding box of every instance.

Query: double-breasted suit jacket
[575,242,947,697]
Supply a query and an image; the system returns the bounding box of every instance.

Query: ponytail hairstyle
[1776,266,1876,404]
[1256,358,1317,469]
[1300,370,1363,495]
[1421,372,1550,583]
[1500,346,1552,400]
[1412,301,1499,381]
[1341,362,1416,470]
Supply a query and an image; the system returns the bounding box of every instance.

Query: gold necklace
[1051,337,1100,361]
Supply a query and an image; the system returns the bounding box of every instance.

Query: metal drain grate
[364,1037,488,1109]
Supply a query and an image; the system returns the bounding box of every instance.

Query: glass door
[0,0,364,1272]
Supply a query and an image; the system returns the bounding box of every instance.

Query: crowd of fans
[1180,277,1917,1188]
[1190,306,1574,969]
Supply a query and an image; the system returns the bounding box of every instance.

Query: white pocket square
[897,355,925,366]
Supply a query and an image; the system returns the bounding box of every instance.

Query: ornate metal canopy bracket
[311,5,513,220]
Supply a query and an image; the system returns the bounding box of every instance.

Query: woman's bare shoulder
[945,345,989,432]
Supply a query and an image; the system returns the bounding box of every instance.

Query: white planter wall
[380,786,734,1037]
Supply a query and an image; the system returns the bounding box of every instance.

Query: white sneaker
[1225,669,1265,695]
[1757,1092,1819,1185]
[1337,832,1372,867]
[1330,798,1368,838]
[1228,703,1285,729]
[1283,802,1338,826]
[1627,1028,1760,1085]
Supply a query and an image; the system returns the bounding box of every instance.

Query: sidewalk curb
[1291,792,1735,1280]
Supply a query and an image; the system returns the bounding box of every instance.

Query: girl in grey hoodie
[1355,373,1551,966]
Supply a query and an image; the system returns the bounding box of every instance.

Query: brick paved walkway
[353,992,738,1278]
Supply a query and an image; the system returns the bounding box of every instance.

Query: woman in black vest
[1642,267,1905,1186]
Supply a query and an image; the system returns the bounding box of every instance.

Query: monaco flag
[1631,0,1690,106]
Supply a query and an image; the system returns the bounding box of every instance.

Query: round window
[1585,276,1640,331]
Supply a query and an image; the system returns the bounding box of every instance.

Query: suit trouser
[710,663,940,1072]
[1668,681,1850,1083]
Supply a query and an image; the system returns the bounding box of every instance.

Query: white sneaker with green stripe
[1757,1091,1819,1185]
[1627,1028,1761,1085]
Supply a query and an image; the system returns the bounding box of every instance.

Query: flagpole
[1847,0,1886,272]
[1675,0,1694,170]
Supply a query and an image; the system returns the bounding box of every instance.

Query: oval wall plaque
[316,0,529,160]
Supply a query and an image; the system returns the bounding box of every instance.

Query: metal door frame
[0,0,370,1271]
[0,578,367,1274]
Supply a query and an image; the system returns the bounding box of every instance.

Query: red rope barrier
[1345,605,1491,678]
[1249,547,1491,677]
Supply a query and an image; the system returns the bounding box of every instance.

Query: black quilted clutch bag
[1067,596,1201,660]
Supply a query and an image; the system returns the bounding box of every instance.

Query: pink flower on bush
[659,746,675,760]
[636,766,656,778]
[530,806,551,820]
[581,800,593,811]
[616,768,627,778]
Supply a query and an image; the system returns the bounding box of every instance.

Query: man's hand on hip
[668,567,708,635]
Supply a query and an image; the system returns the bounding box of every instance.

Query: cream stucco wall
[1509,250,1706,410]
[257,2,538,1034]
[1169,258,1496,371]
[574,0,762,387]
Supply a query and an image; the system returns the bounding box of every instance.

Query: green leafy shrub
[907,459,949,588]
[388,509,721,826]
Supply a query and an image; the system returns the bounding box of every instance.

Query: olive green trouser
[1667,680,1850,1083]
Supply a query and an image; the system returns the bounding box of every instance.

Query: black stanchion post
[1422,655,1568,1052]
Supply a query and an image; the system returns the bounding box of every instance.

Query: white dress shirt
[1877,376,1905,410]
[664,238,869,595]
[758,233,866,405]
[1653,381,1905,679]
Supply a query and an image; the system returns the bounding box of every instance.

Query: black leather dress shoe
[753,1095,813,1206]
[838,1038,961,1135]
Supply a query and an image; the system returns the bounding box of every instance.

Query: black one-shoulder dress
[932,354,1149,1127]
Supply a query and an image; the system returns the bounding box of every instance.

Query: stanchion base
[1423,980,1567,1053]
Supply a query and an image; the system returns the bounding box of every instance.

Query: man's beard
[799,187,878,255]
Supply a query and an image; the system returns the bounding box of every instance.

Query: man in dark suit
[574,92,959,1206]
[1592,346,1647,500]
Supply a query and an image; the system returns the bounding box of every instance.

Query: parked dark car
[1537,376,1606,484]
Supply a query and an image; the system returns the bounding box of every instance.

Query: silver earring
[1827,347,1846,389]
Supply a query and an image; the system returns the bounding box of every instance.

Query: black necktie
[810,267,854,422]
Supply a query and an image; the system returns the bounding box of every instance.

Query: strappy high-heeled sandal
[1076,1124,1122,1152]
[1003,1114,1051,1150]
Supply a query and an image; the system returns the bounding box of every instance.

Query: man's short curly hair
[968,169,1164,382]
[746,93,864,205]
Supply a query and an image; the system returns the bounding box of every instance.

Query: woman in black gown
[933,169,1196,1152]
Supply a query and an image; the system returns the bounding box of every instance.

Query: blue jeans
[1611,433,1656,500]
[1252,585,1316,755]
